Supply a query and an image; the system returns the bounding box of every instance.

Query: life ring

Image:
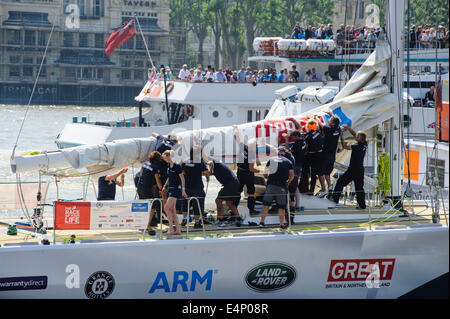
[166,81,174,94]
[185,104,194,117]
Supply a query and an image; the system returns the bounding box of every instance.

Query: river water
[0,104,222,218]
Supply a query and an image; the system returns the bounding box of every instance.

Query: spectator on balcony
[339,67,348,81]
[270,70,277,82]
[305,25,314,40]
[298,27,305,40]
[291,65,299,82]
[238,67,247,83]
[215,68,228,83]
[224,64,233,82]
[245,67,251,76]
[165,67,173,80]
[315,24,323,39]
[256,70,264,82]
[324,71,332,81]
[277,69,285,83]
[230,71,239,83]
[262,69,271,83]
[178,64,190,81]
[436,25,446,48]
[336,29,345,54]
[327,24,334,38]
[311,27,317,39]
[311,68,319,81]
[247,71,256,82]
[366,28,377,51]
[204,67,215,82]
[350,66,358,78]
[304,70,312,82]
[291,22,301,39]
[192,69,204,82]
[409,25,417,48]
[287,72,296,83]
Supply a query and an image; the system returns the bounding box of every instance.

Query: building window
[97,69,104,79]
[65,68,77,79]
[247,110,252,122]
[134,60,144,68]
[95,34,104,48]
[9,66,20,77]
[136,37,144,50]
[147,36,156,50]
[121,37,134,49]
[8,30,21,45]
[23,57,33,64]
[23,66,33,77]
[79,33,89,47]
[24,30,35,45]
[40,67,47,77]
[94,0,102,17]
[359,1,365,19]
[255,110,261,121]
[427,158,446,188]
[64,33,74,47]
[134,70,143,80]
[121,59,131,67]
[78,0,86,16]
[122,70,131,80]
[9,56,20,64]
[38,31,46,46]
[82,68,92,79]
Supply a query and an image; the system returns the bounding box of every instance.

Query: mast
[385,0,406,207]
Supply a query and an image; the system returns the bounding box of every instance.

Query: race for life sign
[54,201,151,230]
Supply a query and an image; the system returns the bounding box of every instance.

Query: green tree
[186,0,212,66]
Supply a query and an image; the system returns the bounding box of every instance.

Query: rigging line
[11,22,56,161]
[134,14,155,70]
[339,0,349,90]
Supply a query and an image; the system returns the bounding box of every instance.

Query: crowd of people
[288,22,449,54]
[150,63,358,84]
[97,114,368,234]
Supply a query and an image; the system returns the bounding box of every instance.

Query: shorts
[217,180,241,204]
[322,152,336,176]
[180,188,205,216]
[263,184,287,209]
[168,187,182,199]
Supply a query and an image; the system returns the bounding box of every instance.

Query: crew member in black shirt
[300,119,325,195]
[317,114,345,195]
[203,151,242,227]
[232,125,258,214]
[97,168,128,200]
[331,125,368,209]
[180,146,211,229]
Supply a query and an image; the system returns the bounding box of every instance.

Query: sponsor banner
[327,258,396,282]
[54,201,150,230]
[245,262,297,292]
[0,276,48,291]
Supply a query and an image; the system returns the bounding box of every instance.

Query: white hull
[0,224,447,299]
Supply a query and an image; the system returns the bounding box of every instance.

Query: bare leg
[319,175,326,191]
[278,208,286,226]
[146,209,156,231]
[215,198,224,220]
[226,201,240,217]
[325,175,332,190]
[260,206,270,224]
[164,198,175,234]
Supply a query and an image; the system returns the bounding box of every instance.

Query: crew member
[162,150,187,235]
[331,125,367,209]
[232,125,258,214]
[317,114,345,196]
[203,152,242,227]
[97,168,128,201]
[300,119,325,195]
[259,146,294,229]
[137,151,163,235]
[180,146,211,229]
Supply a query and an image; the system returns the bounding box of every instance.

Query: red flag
[105,20,136,56]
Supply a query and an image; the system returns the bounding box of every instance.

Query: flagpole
[134,14,155,70]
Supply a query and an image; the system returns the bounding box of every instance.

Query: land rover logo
[84,271,115,299]
[245,262,296,292]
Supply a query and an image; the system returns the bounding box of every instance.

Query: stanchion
[186,197,206,237]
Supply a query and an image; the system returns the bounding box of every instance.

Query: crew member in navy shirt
[203,151,242,227]
[152,132,179,206]
[300,119,325,195]
[97,168,128,200]
[162,150,187,235]
[259,147,294,229]
[137,151,163,235]
[331,125,368,209]
[317,114,345,195]
[232,125,258,214]
[180,146,211,228]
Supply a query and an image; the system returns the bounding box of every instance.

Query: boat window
[255,110,261,121]
[226,111,233,118]
[427,158,445,188]
[247,110,252,122]
[264,109,269,118]
[213,111,219,118]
